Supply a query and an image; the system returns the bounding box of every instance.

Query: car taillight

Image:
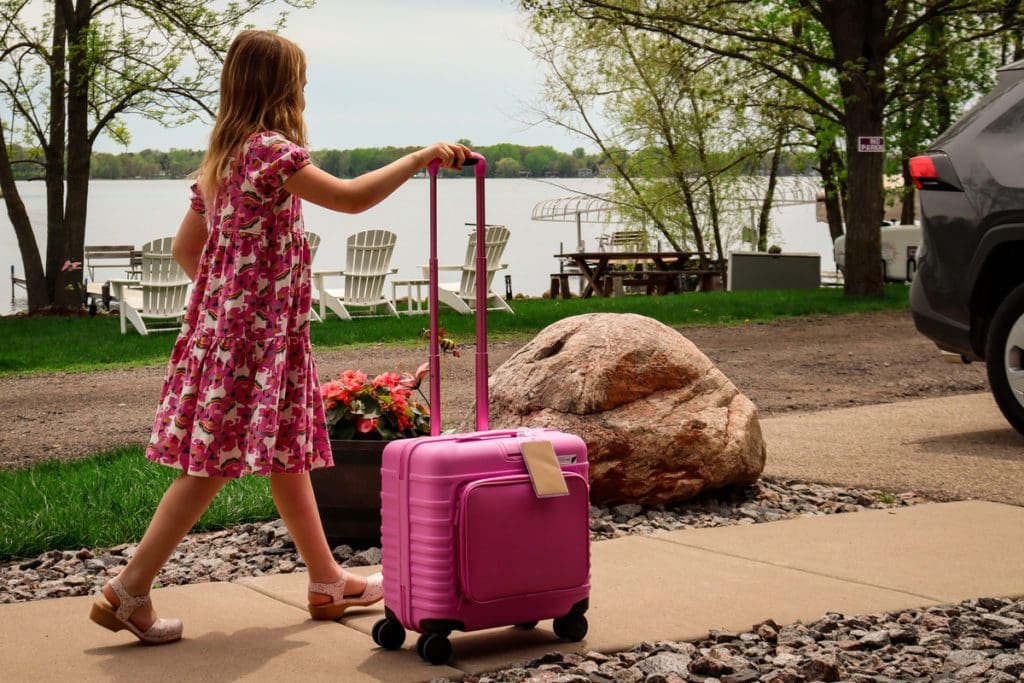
[908,156,938,189]
[908,153,961,191]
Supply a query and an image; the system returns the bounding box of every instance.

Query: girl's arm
[284,141,470,214]
[172,208,208,280]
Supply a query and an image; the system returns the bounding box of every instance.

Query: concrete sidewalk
[761,392,1024,506]
[3,500,1024,682]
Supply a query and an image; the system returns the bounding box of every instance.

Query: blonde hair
[199,30,308,204]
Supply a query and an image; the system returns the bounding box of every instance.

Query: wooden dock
[9,267,132,310]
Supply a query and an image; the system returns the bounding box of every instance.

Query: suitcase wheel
[514,621,538,630]
[553,613,588,642]
[416,632,453,665]
[372,617,406,651]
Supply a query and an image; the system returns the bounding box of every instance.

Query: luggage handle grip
[427,154,482,176]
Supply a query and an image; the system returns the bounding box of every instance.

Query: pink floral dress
[146,131,333,478]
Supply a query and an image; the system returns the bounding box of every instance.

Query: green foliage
[524,9,784,257]
[90,148,205,179]
[494,156,525,177]
[76,143,606,180]
[0,446,276,561]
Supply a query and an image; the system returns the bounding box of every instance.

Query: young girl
[88,29,470,645]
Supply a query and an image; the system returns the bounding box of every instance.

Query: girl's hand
[417,141,472,170]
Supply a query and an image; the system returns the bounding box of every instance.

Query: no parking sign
[858,136,885,152]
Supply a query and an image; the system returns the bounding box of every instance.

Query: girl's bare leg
[269,471,367,605]
[103,472,229,629]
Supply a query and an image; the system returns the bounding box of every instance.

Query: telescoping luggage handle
[427,152,488,436]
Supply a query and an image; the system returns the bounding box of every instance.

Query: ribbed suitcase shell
[380,428,590,633]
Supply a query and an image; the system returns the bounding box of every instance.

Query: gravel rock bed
[587,479,927,541]
[0,479,926,605]
[437,598,1024,683]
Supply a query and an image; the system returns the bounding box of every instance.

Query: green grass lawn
[0,285,910,376]
[0,446,275,562]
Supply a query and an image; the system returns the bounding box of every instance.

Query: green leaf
[359,399,382,419]
[332,422,355,440]
[376,425,399,440]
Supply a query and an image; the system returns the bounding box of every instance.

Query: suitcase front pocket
[456,473,589,604]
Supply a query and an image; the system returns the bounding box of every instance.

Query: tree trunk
[830,0,886,298]
[841,115,885,296]
[0,129,46,310]
[679,181,707,256]
[816,139,846,243]
[62,2,91,307]
[45,0,71,309]
[757,129,784,251]
[1002,0,1024,62]
[706,181,724,261]
[927,17,953,133]
[900,164,916,225]
[689,96,724,261]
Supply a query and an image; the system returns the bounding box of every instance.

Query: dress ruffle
[146,332,332,478]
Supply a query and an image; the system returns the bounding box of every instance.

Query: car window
[932,78,1024,148]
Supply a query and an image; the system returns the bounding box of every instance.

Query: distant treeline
[7,142,816,180]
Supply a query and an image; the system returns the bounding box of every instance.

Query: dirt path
[0,309,989,471]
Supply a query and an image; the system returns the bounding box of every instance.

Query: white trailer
[834,223,921,282]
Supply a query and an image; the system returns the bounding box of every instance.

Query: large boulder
[488,313,766,505]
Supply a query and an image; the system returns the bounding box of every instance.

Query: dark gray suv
[910,58,1024,436]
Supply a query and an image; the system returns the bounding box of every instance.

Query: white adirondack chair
[306,231,323,323]
[426,225,513,314]
[109,237,191,335]
[313,229,399,320]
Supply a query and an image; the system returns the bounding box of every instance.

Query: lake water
[1,178,835,314]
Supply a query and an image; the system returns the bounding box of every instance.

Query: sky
[91,1,586,154]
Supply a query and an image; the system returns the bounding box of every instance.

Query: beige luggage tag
[520,440,569,498]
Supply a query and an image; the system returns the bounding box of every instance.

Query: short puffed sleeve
[245,132,311,198]
[189,181,206,215]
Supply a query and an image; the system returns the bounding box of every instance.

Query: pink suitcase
[371,153,591,665]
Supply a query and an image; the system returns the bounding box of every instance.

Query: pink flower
[61,260,82,272]
[355,417,378,434]
[372,372,402,390]
[339,370,367,392]
[415,362,429,382]
[321,380,349,403]
[399,362,429,390]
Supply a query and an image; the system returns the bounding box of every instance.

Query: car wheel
[986,282,1024,436]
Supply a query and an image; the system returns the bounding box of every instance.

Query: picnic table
[84,244,142,281]
[553,250,715,298]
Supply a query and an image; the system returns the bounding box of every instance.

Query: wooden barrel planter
[310,439,386,549]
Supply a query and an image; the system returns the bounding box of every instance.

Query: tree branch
[562,2,844,122]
